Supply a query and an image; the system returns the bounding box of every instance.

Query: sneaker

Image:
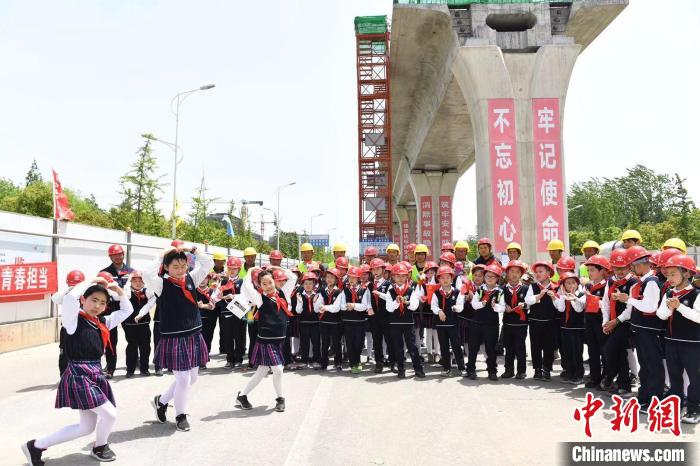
[351,365,361,374]
[154,368,163,377]
[500,370,515,379]
[335,365,343,372]
[682,410,700,424]
[397,369,406,379]
[140,370,151,376]
[585,380,600,389]
[374,365,383,374]
[199,364,207,370]
[125,371,134,378]
[515,372,526,380]
[312,362,321,370]
[488,373,498,381]
[275,397,286,412]
[91,444,116,462]
[569,377,583,385]
[630,374,639,386]
[560,371,569,380]
[533,370,543,380]
[152,395,168,423]
[542,371,551,381]
[21,439,45,466]
[440,368,451,377]
[467,371,477,380]
[233,362,243,369]
[390,364,398,374]
[415,368,426,379]
[175,414,190,432]
[236,391,253,410]
[105,371,114,380]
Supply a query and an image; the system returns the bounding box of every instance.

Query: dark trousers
[370,315,394,366]
[633,328,665,405]
[104,327,119,372]
[554,316,565,370]
[152,321,162,370]
[390,324,422,371]
[503,324,528,374]
[529,320,555,372]
[437,325,464,371]
[123,324,151,373]
[219,313,247,363]
[603,322,631,388]
[561,328,585,379]
[344,321,366,367]
[584,314,607,383]
[201,312,218,354]
[247,322,257,367]
[58,330,67,376]
[467,322,499,374]
[320,323,343,368]
[665,340,700,411]
[283,321,295,365]
[299,323,320,363]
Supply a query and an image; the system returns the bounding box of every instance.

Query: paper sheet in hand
[227,295,250,319]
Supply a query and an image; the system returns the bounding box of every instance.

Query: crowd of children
[21,232,700,465]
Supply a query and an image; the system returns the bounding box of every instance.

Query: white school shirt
[61,281,134,335]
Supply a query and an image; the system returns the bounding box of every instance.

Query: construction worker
[386,243,400,265]
[547,239,565,284]
[474,238,498,267]
[406,243,417,266]
[662,237,687,254]
[363,246,379,265]
[298,243,315,273]
[212,251,227,273]
[412,244,429,282]
[620,229,642,249]
[240,247,257,278]
[506,242,522,262]
[441,242,455,254]
[579,240,600,279]
[328,243,347,268]
[269,249,283,267]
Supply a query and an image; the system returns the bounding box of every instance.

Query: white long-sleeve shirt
[470,286,505,314]
[51,286,73,305]
[314,286,343,314]
[430,287,465,315]
[385,284,414,313]
[295,290,321,314]
[656,285,700,324]
[617,271,660,322]
[554,293,585,314]
[61,281,134,334]
[142,249,214,298]
[338,287,371,312]
[524,281,554,306]
[241,267,297,308]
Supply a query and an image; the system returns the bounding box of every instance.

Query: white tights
[242,365,283,398]
[35,402,117,449]
[160,367,199,415]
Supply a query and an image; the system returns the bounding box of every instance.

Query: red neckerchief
[350,286,359,304]
[481,286,497,304]
[372,278,383,308]
[584,281,606,314]
[563,296,572,325]
[197,286,210,300]
[608,276,628,320]
[219,280,235,295]
[393,283,410,315]
[304,291,316,315]
[167,276,196,305]
[461,280,476,295]
[320,287,338,320]
[80,311,113,353]
[508,283,526,321]
[439,287,452,311]
[132,288,147,304]
[266,291,293,317]
[666,287,693,335]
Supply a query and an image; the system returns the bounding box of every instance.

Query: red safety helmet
[66,270,85,286]
[251,269,261,284]
[347,266,362,278]
[369,258,385,269]
[649,252,660,266]
[360,264,371,275]
[384,264,394,274]
[226,256,242,268]
[326,268,342,280]
[423,261,439,272]
[477,237,492,247]
[97,271,115,283]
[505,260,527,274]
[269,250,283,260]
[471,264,486,274]
[559,271,580,285]
[392,263,410,276]
[170,239,185,248]
[400,261,412,270]
[609,249,629,268]
[406,243,417,253]
[272,269,288,282]
[626,245,651,265]
[130,270,143,279]
[658,248,683,267]
[664,254,697,273]
[556,256,576,272]
[364,246,379,257]
[584,255,612,272]
[335,256,349,269]
[531,261,555,276]
[484,264,502,278]
[107,244,124,256]
[309,263,322,273]
[436,265,455,278]
[441,242,455,252]
[439,252,456,265]
[301,272,317,282]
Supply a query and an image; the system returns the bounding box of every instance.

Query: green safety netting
[354,15,388,34]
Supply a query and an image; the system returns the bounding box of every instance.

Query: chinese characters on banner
[487,99,522,252]
[0,262,58,297]
[438,196,452,248]
[401,220,410,259]
[419,196,433,256]
[532,98,565,252]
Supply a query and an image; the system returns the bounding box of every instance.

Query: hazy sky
[2,1,699,255]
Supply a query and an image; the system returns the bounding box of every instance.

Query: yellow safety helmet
[547,239,565,251]
[386,243,400,253]
[332,243,347,253]
[662,238,687,254]
[212,251,227,261]
[580,240,600,253]
[620,229,642,243]
[506,242,522,253]
[454,240,470,252]
[243,247,257,256]
[300,243,314,253]
[414,244,429,254]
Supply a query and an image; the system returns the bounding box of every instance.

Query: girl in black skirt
[22,278,133,464]
[236,266,297,412]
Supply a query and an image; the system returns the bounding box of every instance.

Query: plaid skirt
[250,340,285,367]
[56,360,115,410]
[154,331,209,371]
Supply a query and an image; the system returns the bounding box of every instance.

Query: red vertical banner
[401,220,409,259]
[438,196,452,248]
[419,195,433,256]
[487,99,522,252]
[532,98,564,253]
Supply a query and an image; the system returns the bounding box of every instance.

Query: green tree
[25,159,43,186]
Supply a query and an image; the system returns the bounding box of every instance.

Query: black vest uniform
[123,289,151,325]
[64,315,107,361]
[368,278,391,319]
[560,291,586,330]
[157,274,201,336]
[318,287,343,324]
[473,286,502,326]
[502,284,528,327]
[217,278,241,316]
[630,276,664,332]
[528,283,557,322]
[196,287,211,318]
[434,288,460,327]
[298,291,319,323]
[388,283,416,325]
[341,286,368,323]
[256,289,290,341]
[607,275,639,321]
[664,288,700,343]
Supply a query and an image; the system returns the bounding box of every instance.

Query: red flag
[52,169,75,221]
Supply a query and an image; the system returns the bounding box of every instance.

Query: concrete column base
[410,171,459,258]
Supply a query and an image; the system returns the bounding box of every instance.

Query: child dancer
[52,270,85,376]
[22,278,133,464]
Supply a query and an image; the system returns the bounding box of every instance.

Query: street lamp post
[275,182,296,250]
[170,84,216,239]
[310,213,323,236]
